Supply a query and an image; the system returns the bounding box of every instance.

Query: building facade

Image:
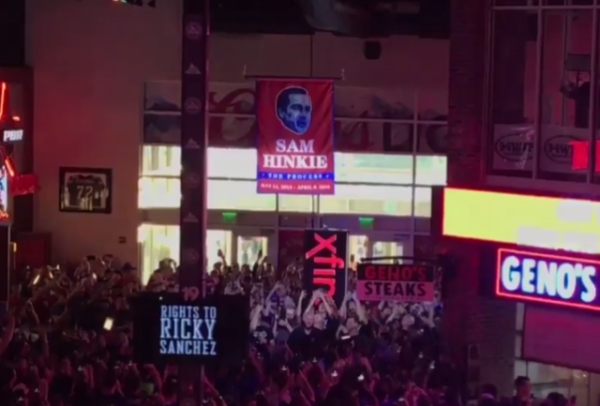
[445,0,600,400]
[27,0,449,273]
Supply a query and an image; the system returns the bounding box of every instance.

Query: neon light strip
[0,82,6,120]
[495,248,600,312]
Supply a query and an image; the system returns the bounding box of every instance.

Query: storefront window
[278,195,314,212]
[335,153,413,184]
[138,177,180,208]
[207,180,276,211]
[138,224,233,282]
[515,361,590,401]
[319,184,413,216]
[415,155,447,185]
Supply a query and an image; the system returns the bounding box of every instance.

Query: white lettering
[2,130,22,142]
[499,254,598,304]
[262,154,327,169]
[159,304,218,356]
[501,255,521,291]
[275,139,314,153]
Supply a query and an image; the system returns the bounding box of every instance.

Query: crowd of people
[0,253,570,406]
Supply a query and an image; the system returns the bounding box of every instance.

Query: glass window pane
[515,334,522,358]
[141,146,257,179]
[335,153,413,184]
[207,180,276,211]
[527,362,589,400]
[319,184,412,216]
[539,10,592,182]
[490,10,536,175]
[414,187,432,218]
[415,156,447,185]
[137,224,180,284]
[138,177,180,208]
[514,359,528,378]
[208,148,256,179]
[141,146,181,176]
[278,195,314,212]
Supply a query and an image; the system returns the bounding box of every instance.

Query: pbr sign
[256,79,335,194]
[303,229,347,306]
[131,294,249,364]
[496,248,600,312]
[356,264,435,302]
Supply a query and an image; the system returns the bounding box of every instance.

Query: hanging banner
[303,229,347,306]
[256,79,335,194]
[356,264,435,302]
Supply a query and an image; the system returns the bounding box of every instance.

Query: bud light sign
[496,248,600,312]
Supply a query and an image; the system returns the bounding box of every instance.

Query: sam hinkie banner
[303,229,347,306]
[256,79,335,194]
[356,264,435,302]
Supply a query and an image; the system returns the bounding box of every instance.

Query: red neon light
[495,248,600,312]
[0,82,6,121]
[570,141,600,172]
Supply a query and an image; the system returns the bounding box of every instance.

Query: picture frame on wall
[58,167,113,214]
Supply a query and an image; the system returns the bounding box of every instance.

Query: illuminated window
[141,146,256,179]
[415,155,447,185]
[414,187,432,217]
[335,153,413,184]
[207,180,276,211]
[138,225,232,283]
[278,195,314,212]
[141,146,180,176]
[208,148,256,179]
[319,184,413,216]
[138,224,180,283]
[138,177,180,208]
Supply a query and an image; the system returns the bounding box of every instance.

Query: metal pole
[179,0,209,405]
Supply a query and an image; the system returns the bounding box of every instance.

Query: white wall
[27,0,449,264]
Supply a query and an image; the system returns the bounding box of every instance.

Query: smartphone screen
[103,317,114,331]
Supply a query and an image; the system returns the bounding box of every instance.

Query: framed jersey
[59,167,113,214]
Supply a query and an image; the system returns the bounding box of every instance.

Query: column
[446,0,516,396]
[179,0,210,405]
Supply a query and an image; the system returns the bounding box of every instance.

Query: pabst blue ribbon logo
[184,98,202,115]
[185,22,203,40]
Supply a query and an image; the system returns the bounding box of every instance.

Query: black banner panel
[131,294,249,365]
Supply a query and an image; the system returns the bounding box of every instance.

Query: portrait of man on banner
[255,78,335,195]
[276,87,312,135]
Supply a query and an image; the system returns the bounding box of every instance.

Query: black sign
[131,293,249,364]
[58,167,112,214]
[303,229,347,306]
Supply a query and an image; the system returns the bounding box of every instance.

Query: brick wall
[446,0,517,396]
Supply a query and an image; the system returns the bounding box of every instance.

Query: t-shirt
[65,175,106,208]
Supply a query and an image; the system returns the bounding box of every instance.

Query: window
[319,184,413,216]
[415,156,447,185]
[208,148,256,179]
[278,195,314,212]
[138,177,180,208]
[335,153,413,184]
[138,225,233,283]
[141,146,180,176]
[414,187,432,217]
[207,180,276,211]
[138,224,180,283]
[142,146,257,179]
